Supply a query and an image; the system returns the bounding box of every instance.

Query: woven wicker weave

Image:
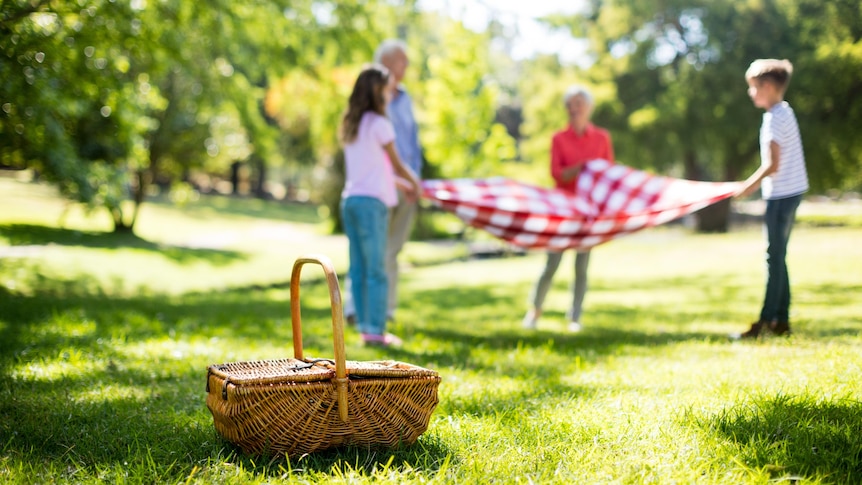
[206,254,441,457]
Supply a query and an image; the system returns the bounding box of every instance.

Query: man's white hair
[563,85,593,106]
[374,39,408,63]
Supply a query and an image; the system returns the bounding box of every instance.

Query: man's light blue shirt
[389,86,422,176]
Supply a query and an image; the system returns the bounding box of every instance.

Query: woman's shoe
[522,310,539,330]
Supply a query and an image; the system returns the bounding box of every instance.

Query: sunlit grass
[1,178,862,483]
[0,178,346,296]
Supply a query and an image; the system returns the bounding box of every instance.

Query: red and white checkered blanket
[421,159,741,250]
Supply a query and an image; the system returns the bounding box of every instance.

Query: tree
[2,0,146,229]
[1,0,375,232]
[784,0,862,192]
[417,18,518,180]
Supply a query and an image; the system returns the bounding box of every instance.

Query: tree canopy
[2,0,859,233]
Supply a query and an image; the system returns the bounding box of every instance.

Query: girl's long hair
[340,64,390,144]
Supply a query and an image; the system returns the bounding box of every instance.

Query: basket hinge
[221,377,231,400]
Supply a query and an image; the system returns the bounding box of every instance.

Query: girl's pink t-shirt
[342,112,398,207]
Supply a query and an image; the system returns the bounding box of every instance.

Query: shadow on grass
[273,434,454,475]
[397,279,720,361]
[148,194,324,225]
[798,283,862,307]
[0,223,247,265]
[0,355,453,479]
[691,394,862,483]
[1,271,859,480]
[0,368,213,452]
[0,285,453,479]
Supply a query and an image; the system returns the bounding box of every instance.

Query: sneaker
[567,321,583,332]
[769,320,792,336]
[522,311,538,330]
[731,321,763,340]
[361,333,403,347]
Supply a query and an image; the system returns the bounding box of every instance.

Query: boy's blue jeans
[760,194,802,323]
[341,196,389,336]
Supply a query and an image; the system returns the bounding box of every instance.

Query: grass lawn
[1,177,861,484]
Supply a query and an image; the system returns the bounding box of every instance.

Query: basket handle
[290,254,349,423]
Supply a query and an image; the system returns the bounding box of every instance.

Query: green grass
[1,177,862,484]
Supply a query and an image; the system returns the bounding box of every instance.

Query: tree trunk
[252,155,267,198]
[112,169,146,234]
[231,161,241,195]
[693,198,731,233]
[682,150,702,181]
[113,219,135,233]
[127,171,144,232]
[684,150,730,232]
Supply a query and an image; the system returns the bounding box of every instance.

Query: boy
[733,58,809,339]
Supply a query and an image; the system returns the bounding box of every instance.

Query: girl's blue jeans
[341,196,389,336]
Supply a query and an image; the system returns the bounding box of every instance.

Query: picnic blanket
[421,159,741,251]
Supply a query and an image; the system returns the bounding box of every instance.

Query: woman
[523,85,614,332]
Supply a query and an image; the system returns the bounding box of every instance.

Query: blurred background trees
[2,0,860,234]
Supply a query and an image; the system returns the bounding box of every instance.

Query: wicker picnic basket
[206,254,441,457]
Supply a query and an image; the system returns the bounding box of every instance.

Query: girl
[340,64,421,347]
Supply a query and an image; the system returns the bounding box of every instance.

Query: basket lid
[208,358,439,385]
[208,358,336,384]
[344,360,439,378]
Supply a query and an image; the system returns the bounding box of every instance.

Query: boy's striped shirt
[760,101,809,200]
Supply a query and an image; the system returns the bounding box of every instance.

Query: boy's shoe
[769,320,792,336]
[522,311,538,330]
[567,321,583,333]
[731,321,763,340]
[361,333,403,347]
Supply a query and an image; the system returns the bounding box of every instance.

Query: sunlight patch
[122,337,217,361]
[73,383,149,403]
[12,348,101,381]
[35,310,97,338]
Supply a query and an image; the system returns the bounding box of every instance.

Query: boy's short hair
[745,59,794,91]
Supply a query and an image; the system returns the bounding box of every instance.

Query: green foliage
[3,0,859,241]
[0,0,383,232]
[419,21,517,179]
[786,0,862,192]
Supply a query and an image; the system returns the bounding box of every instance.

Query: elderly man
[345,39,422,325]
[522,85,614,332]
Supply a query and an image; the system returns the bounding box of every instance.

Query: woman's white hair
[374,39,408,63]
[563,85,593,106]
